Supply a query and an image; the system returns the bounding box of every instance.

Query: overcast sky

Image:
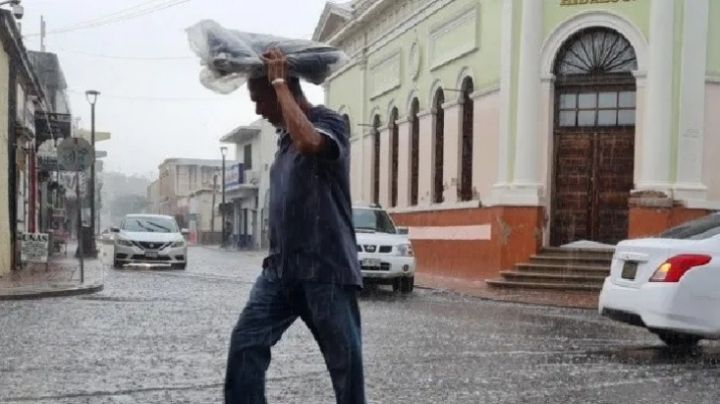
[21,0,330,178]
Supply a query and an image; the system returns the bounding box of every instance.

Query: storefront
[314,0,720,280]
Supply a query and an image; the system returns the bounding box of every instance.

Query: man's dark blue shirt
[263,105,363,288]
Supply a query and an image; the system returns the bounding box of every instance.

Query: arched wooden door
[551,28,638,246]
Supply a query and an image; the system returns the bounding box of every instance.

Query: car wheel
[173,262,187,270]
[113,260,123,270]
[654,331,701,348]
[400,276,414,294]
[392,279,401,292]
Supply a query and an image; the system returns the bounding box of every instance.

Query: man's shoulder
[310,105,343,123]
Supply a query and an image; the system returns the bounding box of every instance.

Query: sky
[20,0,331,178]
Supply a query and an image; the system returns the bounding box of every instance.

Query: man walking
[224,48,366,404]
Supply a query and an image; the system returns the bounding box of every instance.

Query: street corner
[0,282,104,301]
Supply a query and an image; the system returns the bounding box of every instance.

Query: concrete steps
[487,247,613,293]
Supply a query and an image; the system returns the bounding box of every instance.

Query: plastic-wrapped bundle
[187,20,349,94]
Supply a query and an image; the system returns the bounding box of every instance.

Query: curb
[0,283,104,301]
[414,283,597,311]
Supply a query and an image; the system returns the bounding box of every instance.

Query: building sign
[20,233,50,264]
[57,137,93,172]
[35,112,72,141]
[225,163,245,191]
[560,0,636,5]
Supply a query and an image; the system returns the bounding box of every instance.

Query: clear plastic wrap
[187,20,349,94]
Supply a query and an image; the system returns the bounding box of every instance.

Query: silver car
[112,214,188,270]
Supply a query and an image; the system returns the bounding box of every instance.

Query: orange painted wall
[391,207,543,280]
[628,207,713,238]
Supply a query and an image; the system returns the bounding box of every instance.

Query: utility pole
[40,15,46,52]
[210,173,217,242]
[220,147,228,248]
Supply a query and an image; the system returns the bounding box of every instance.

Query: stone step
[485,279,602,292]
[540,247,615,259]
[500,271,607,284]
[529,255,613,266]
[515,263,610,276]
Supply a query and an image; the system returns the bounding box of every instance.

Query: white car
[353,203,416,293]
[112,214,189,270]
[599,213,720,347]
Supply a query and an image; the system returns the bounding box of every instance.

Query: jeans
[224,274,366,404]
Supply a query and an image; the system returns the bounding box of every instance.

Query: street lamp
[220,146,228,248]
[86,89,100,257]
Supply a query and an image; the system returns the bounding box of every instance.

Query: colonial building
[314,0,720,281]
[220,119,278,249]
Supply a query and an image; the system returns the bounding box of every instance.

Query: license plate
[361,258,382,268]
[621,261,638,280]
[145,251,158,259]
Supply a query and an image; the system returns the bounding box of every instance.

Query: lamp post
[220,146,228,248]
[86,90,100,257]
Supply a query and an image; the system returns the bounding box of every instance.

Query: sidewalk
[415,273,599,310]
[0,246,105,301]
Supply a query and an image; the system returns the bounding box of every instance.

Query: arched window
[410,98,420,206]
[342,114,351,137]
[433,89,445,204]
[390,107,399,208]
[460,78,474,201]
[372,115,381,205]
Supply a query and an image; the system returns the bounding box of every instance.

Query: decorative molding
[429,5,480,71]
[408,40,422,81]
[370,50,402,100]
[707,75,720,84]
[540,10,649,77]
[387,199,483,215]
[407,224,491,241]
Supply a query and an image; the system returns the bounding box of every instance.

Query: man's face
[248,78,283,126]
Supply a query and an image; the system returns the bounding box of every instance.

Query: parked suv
[353,203,415,293]
[113,214,188,269]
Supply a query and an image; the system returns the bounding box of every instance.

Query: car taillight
[649,254,711,283]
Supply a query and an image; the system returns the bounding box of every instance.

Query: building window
[460,77,474,202]
[390,108,399,208]
[433,89,445,204]
[244,144,252,170]
[372,115,381,205]
[410,98,420,206]
[343,114,351,137]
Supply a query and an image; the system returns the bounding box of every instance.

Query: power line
[55,48,193,61]
[67,89,231,102]
[25,0,193,37]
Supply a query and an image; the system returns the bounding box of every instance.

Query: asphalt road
[1,246,719,403]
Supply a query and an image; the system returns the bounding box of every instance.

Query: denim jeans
[224,274,366,404]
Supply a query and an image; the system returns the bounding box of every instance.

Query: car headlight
[171,240,186,248]
[395,243,414,257]
[116,238,134,247]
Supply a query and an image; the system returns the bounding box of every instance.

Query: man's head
[247,76,306,127]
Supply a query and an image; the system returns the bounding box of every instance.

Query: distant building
[220,119,277,249]
[148,158,231,244]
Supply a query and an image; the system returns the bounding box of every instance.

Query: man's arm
[263,48,326,155]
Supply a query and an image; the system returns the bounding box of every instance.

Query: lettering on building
[560,0,636,6]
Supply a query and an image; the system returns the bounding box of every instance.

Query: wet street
[1,246,719,404]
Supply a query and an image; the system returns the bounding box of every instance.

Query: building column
[636,0,674,193]
[442,100,463,204]
[491,0,515,198]
[362,132,374,203]
[674,0,709,205]
[417,111,434,207]
[396,118,412,208]
[494,0,543,206]
[378,127,391,208]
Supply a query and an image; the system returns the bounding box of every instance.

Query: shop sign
[35,112,72,140]
[225,163,245,191]
[20,233,49,264]
[560,0,636,6]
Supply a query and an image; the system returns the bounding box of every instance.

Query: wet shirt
[263,106,363,288]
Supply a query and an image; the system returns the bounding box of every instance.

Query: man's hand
[262,48,289,85]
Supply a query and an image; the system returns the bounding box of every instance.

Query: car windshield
[122,217,178,233]
[353,208,397,234]
[659,214,720,240]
